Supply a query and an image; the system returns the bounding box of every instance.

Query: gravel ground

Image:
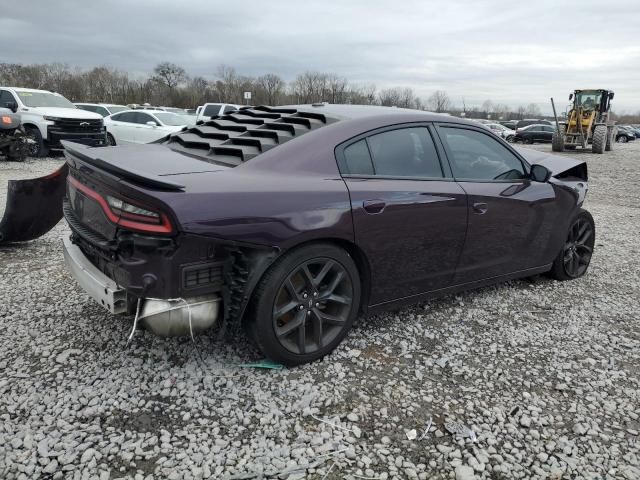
[1,143,639,480]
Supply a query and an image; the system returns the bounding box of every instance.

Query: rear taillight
[68,176,173,234]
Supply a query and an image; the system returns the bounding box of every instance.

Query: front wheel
[617,135,628,143]
[107,133,117,146]
[548,209,595,281]
[25,127,49,158]
[249,243,361,366]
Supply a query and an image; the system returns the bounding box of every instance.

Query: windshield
[107,105,127,114]
[153,112,187,126]
[16,91,76,108]
[575,91,602,110]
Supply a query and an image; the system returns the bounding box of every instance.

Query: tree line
[1,61,636,122]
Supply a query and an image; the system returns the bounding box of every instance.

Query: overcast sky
[2,0,639,113]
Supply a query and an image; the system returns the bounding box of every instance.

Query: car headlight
[43,116,60,122]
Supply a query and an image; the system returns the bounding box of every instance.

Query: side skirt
[366,264,552,314]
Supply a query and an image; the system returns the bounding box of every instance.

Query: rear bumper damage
[62,235,221,336]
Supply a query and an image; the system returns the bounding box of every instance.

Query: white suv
[196,103,242,123]
[0,87,106,157]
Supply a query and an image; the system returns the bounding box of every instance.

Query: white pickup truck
[0,87,106,157]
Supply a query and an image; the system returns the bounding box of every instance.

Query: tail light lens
[68,176,173,234]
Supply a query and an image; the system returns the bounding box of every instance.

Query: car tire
[526,137,535,144]
[25,126,49,158]
[617,135,628,143]
[552,125,565,152]
[506,135,514,143]
[592,125,607,154]
[548,209,595,281]
[107,133,117,146]
[249,243,361,366]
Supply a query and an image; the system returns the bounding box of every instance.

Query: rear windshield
[154,112,187,126]
[202,104,222,117]
[17,91,75,108]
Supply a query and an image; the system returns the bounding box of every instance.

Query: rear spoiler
[0,164,68,244]
[62,141,185,191]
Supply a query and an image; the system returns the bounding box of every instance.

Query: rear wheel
[592,125,607,154]
[25,127,49,158]
[552,125,565,152]
[549,209,595,281]
[249,243,361,366]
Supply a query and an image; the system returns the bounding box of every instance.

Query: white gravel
[1,143,639,479]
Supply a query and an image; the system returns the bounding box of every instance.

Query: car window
[222,105,238,114]
[366,127,444,178]
[439,127,526,181]
[95,106,109,117]
[111,112,137,123]
[340,139,374,175]
[202,104,222,117]
[134,112,155,125]
[0,90,17,108]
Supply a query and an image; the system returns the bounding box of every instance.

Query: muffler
[138,295,221,337]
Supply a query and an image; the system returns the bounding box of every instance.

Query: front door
[337,125,468,305]
[435,124,558,283]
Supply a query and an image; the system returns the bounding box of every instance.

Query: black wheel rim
[563,217,594,278]
[26,133,39,156]
[272,258,353,355]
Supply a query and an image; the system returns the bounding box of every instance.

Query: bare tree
[153,62,187,89]
[525,103,541,117]
[257,73,285,105]
[427,90,451,113]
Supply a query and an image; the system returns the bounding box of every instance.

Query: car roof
[76,102,125,107]
[2,87,59,94]
[280,103,467,122]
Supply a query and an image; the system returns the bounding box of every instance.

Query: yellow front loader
[551,89,617,154]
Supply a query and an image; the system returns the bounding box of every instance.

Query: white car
[104,110,187,145]
[75,103,128,117]
[0,87,106,156]
[485,122,516,142]
[196,103,242,122]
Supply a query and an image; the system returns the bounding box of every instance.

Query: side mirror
[146,121,158,127]
[530,164,551,183]
[6,101,18,113]
[568,93,573,101]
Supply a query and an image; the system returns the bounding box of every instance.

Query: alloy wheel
[272,258,353,355]
[563,217,594,278]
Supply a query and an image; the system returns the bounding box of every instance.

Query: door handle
[472,202,488,214]
[363,199,386,214]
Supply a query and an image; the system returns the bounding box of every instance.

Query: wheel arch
[231,236,372,330]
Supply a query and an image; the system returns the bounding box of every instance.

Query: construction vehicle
[551,89,616,154]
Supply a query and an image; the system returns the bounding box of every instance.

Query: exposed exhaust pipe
[138,295,221,337]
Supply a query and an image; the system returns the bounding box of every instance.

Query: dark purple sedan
[57,104,594,365]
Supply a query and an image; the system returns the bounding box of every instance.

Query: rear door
[338,124,468,305]
[108,112,137,142]
[435,124,558,283]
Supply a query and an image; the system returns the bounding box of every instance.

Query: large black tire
[548,209,595,281]
[552,125,565,152]
[249,243,361,366]
[605,127,615,151]
[592,125,607,154]
[107,133,117,146]
[25,126,49,158]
